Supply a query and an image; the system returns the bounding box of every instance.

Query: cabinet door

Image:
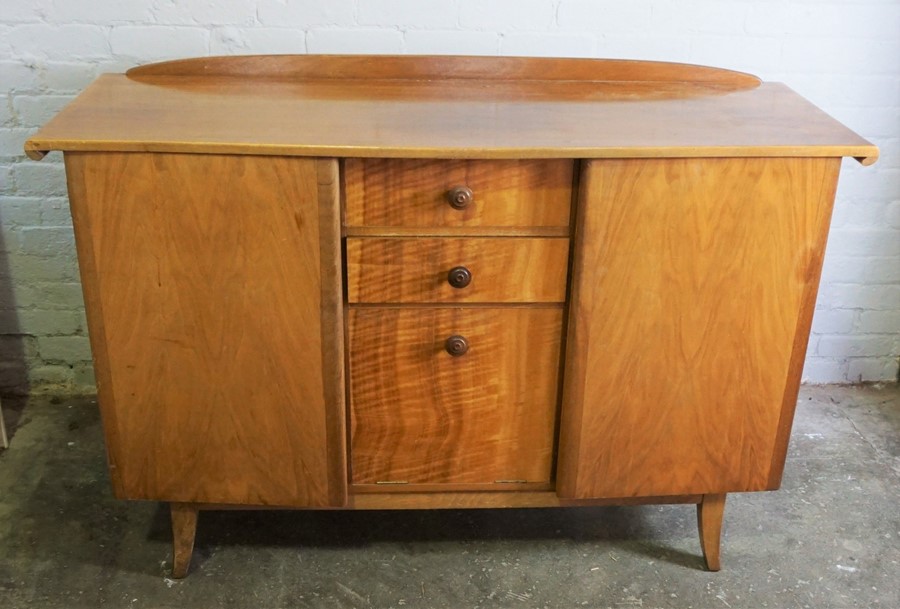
[557,158,840,499]
[66,153,346,507]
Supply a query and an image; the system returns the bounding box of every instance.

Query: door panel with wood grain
[65,152,346,507]
[557,157,840,499]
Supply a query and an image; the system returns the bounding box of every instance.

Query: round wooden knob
[447,266,472,289]
[447,186,473,210]
[445,335,469,357]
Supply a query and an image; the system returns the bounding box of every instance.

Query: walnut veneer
[25,55,877,579]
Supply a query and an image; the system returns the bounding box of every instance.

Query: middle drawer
[346,237,570,304]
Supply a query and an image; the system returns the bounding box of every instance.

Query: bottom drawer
[349,307,563,486]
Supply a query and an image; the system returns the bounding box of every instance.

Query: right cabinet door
[557,157,841,499]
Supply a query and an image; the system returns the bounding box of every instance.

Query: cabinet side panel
[767,159,841,488]
[65,152,344,507]
[65,152,126,498]
[557,157,840,499]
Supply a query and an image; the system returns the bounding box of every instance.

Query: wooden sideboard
[25,55,877,578]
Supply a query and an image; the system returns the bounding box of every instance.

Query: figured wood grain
[349,308,563,485]
[557,157,842,499]
[344,159,573,229]
[65,151,346,507]
[346,237,570,303]
[24,57,877,164]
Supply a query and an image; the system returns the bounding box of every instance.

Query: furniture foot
[697,493,726,571]
[0,399,8,449]
[170,503,198,578]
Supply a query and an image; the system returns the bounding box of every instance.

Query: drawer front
[344,159,573,229]
[349,307,562,485]
[346,237,570,303]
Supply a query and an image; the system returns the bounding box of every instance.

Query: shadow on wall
[0,221,31,445]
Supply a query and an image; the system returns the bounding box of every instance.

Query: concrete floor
[0,385,898,609]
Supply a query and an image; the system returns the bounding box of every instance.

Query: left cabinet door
[65,153,346,507]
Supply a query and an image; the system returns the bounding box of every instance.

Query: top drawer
[344,159,573,229]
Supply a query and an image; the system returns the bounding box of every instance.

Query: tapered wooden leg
[697,493,726,571]
[170,503,198,578]
[0,402,8,449]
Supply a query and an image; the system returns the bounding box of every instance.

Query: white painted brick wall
[0,0,897,393]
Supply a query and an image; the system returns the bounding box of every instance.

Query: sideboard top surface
[25,55,877,164]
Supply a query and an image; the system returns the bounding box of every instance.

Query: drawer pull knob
[445,335,469,357]
[447,266,472,289]
[447,186,473,210]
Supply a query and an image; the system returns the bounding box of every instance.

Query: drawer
[346,237,570,303]
[344,159,573,229]
[349,307,563,485]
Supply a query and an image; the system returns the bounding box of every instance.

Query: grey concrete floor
[0,385,898,609]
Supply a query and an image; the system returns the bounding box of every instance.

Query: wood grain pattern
[557,157,841,499]
[346,237,570,303]
[344,159,573,229]
[349,308,563,485]
[65,152,346,507]
[698,493,726,571]
[25,58,877,164]
[126,55,762,88]
[170,503,198,578]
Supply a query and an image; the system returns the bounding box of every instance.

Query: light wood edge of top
[22,140,880,164]
[855,154,879,166]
